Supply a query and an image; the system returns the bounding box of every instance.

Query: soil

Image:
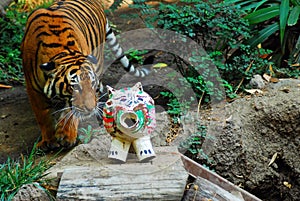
[0,4,299,201]
[0,86,39,162]
[204,79,300,201]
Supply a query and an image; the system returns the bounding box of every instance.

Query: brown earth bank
[202,79,300,201]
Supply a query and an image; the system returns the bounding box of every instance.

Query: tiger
[21,0,150,151]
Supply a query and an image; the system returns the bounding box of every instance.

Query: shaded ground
[0,86,39,162]
[0,5,299,201]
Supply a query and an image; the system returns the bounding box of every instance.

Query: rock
[151,112,172,146]
[0,0,13,16]
[44,128,112,184]
[12,183,51,201]
[249,74,265,89]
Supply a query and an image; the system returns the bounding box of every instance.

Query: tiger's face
[40,54,101,118]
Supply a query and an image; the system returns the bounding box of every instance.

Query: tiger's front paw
[37,139,61,152]
[37,133,78,152]
[55,130,78,149]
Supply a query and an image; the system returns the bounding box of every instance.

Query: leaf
[280,0,290,45]
[244,89,264,94]
[288,6,300,26]
[253,0,270,11]
[283,181,292,188]
[153,63,168,68]
[269,64,276,76]
[0,84,12,89]
[280,87,290,93]
[224,0,244,4]
[247,23,279,47]
[263,73,271,82]
[270,77,280,83]
[226,0,265,11]
[263,73,279,83]
[109,0,124,11]
[244,6,280,24]
[291,0,300,6]
[268,152,278,166]
[257,43,262,49]
[237,1,262,11]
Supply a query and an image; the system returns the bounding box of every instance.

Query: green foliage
[154,1,251,53]
[118,0,278,135]
[180,123,207,155]
[160,89,195,123]
[226,0,300,69]
[224,47,273,83]
[78,125,102,144]
[148,1,272,105]
[108,0,125,11]
[160,91,181,116]
[130,0,157,15]
[0,144,53,200]
[159,69,197,120]
[109,0,157,16]
[0,5,27,84]
[125,48,148,64]
[180,123,214,165]
[227,0,300,47]
[0,1,55,84]
[15,0,54,12]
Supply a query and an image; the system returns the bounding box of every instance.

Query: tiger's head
[40,52,101,118]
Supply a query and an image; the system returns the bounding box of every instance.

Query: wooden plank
[56,147,188,201]
[183,176,245,201]
[181,155,262,201]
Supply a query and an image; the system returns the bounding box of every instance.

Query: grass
[78,125,103,144]
[0,144,54,200]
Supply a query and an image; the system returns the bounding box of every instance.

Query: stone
[249,74,265,89]
[12,183,51,201]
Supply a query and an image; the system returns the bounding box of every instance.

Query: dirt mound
[205,79,300,200]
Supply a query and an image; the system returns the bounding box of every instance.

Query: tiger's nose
[83,96,97,112]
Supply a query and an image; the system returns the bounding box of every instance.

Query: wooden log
[56,146,188,201]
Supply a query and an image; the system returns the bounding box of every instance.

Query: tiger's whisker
[52,106,72,115]
[69,111,77,130]
[56,109,73,130]
[56,110,69,127]
[64,110,75,130]
[97,92,107,101]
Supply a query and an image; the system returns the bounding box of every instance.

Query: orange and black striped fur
[21,0,149,150]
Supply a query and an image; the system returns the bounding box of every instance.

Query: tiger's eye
[73,84,80,91]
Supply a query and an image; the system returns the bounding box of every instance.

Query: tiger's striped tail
[105,22,150,78]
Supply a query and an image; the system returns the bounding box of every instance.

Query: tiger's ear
[133,82,143,92]
[40,61,56,72]
[40,61,56,77]
[106,85,115,97]
[87,55,97,64]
